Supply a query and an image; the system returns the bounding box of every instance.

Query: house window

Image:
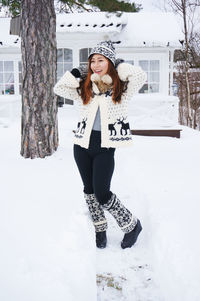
[79,48,92,66]
[57,48,73,80]
[125,60,134,65]
[0,61,15,95]
[18,61,22,94]
[56,48,73,105]
[139,60,160,93]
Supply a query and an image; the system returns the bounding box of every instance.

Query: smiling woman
[54,41,147,248]
[90,54,109,77]
[80,54,127,105]
[54,40,147,250]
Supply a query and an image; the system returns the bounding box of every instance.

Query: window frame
[0,60,15,95]
[79,48,92,67]
[56,48,73,105]
[117,52,167,94]
[0,53,22,96]
[56,48,73,81]
[138,59,160,93]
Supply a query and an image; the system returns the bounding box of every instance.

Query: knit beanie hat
[88,41,116,65]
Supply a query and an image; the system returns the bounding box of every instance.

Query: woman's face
[90,54,109,77]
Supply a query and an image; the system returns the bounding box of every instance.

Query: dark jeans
[73,130,115,205]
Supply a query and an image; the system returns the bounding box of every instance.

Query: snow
[56,12,183,47]
[0,11,183,49]
[0,17,20,48]
[56,11,126,33]
[0,96,20,127]
[128,94,180,128]
[118,12,183,47]
[1,105,200,301]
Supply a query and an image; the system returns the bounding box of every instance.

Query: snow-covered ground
[1,105,200,301]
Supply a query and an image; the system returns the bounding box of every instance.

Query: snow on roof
[119,12,184,47]
[56,11,126,33]
[56,11,183,47]
[0,12,183,49]
[0,17,20,49]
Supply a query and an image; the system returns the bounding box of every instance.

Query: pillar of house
[169,48,175,96]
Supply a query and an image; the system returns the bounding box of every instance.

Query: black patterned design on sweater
[108,116,132,140]
[110,136,132,142]
[84,193,108,232]
[117,117,131,136]
[103,194,137,233]
[100,90,113,97]
[92,89,113,98]
[108,122,117,136]
[75,118,87,138]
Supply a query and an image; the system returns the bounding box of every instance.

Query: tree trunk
[182,0,192,126]
[20,0,58,159]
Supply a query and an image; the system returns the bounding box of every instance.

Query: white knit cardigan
[53,63,147,149]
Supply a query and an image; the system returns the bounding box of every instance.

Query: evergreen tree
[60,0,141,13]
[1,0,21,16]
[1,0,141,16]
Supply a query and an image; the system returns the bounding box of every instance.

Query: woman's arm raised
[117,63,147,98]
[53,70,80,101]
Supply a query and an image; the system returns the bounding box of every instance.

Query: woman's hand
[117,63,137,81]
[71,65,88,79]
[117,63,147,95]
[71,68,81,78]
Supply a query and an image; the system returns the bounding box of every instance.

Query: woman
[54,41,147,249]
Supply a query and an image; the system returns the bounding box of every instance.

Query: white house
[0,11,183,136]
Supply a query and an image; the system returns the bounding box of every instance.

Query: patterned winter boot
[84,193,108,249]
[103,194,142,249]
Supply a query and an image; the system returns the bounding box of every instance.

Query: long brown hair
[78,56,127,105]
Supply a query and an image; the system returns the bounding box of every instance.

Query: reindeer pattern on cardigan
[53,63,147,149]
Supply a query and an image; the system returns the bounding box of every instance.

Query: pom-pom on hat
[88,40,119,66]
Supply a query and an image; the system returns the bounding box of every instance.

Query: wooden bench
[131,129,182,138]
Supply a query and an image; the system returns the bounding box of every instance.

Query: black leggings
[73,130,115,205]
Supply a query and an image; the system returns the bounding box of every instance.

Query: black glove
[115,58,124,69]
[71,68,81,78]
[71,65,88,79]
